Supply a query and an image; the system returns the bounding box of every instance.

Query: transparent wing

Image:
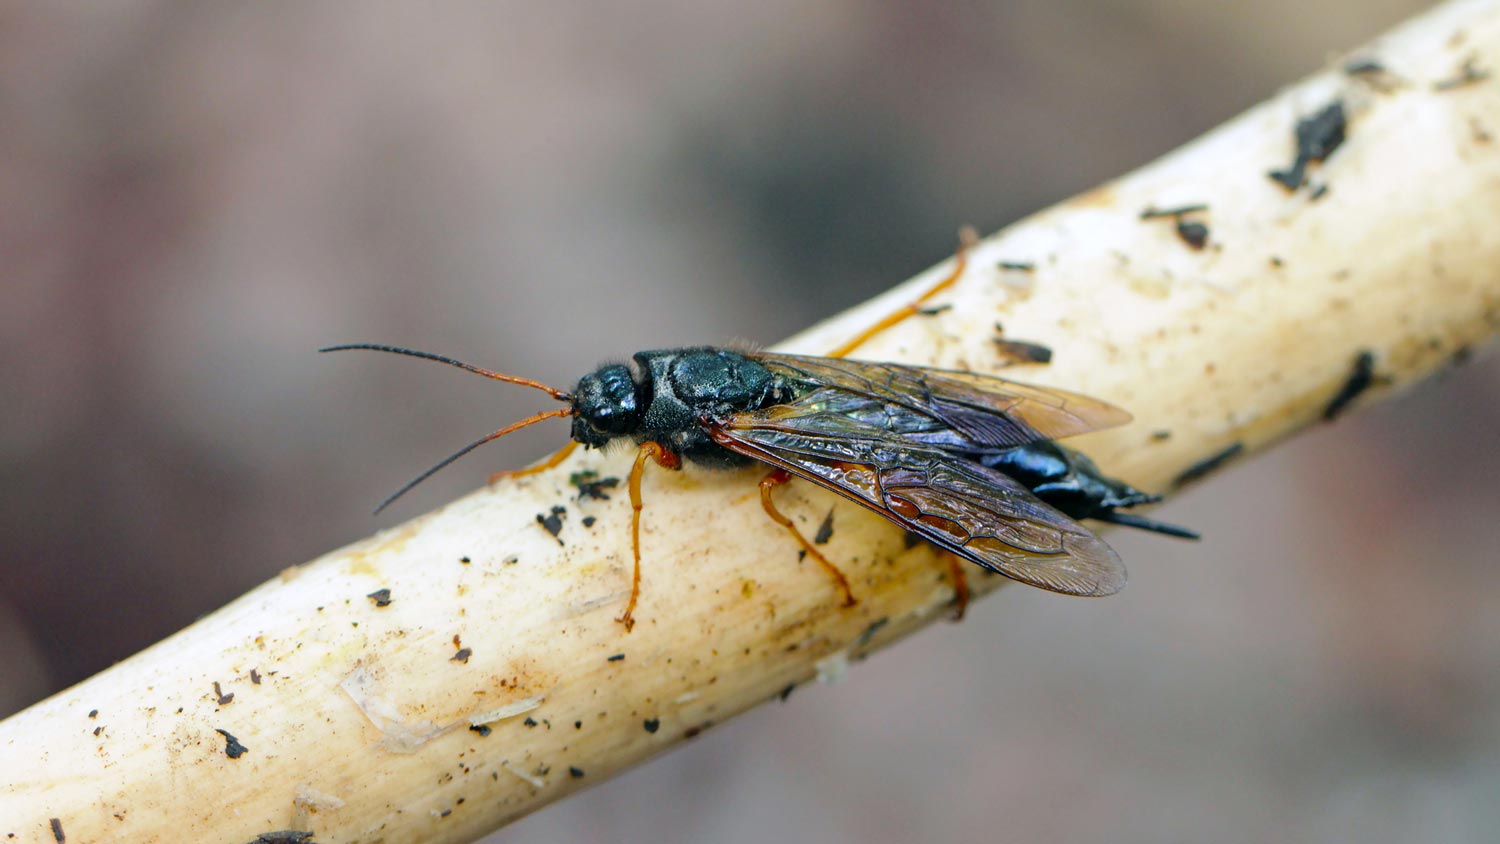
[753,352,1131,451]
[711,412,1126,597]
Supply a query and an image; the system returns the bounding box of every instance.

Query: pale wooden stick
[5,2,1500,841]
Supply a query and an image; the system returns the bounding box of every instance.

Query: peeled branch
[3,1,1500,842]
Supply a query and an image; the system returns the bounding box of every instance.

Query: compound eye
[594,403,624,430]
[599,389,637,435]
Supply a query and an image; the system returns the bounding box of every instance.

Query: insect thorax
[628,348,790,468]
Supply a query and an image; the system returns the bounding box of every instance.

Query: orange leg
[488,441,579,485]
[826,226,979,359]
[944,553,970,621]
[759,469,857,608]
[620,441,681,631]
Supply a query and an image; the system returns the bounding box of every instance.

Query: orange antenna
[372,408,575,514]
[320,344,572,401]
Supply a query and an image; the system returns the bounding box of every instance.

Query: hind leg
[944,553,971,621]
[826,226,978,359]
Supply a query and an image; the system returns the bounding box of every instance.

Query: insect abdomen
[980,441,1155,520]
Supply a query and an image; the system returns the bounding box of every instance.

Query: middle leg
[759,469,857,608]
[826,226,978,359]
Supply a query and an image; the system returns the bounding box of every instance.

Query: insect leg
[621,441,681,631]
[488,441,579,485]
[758,469,858,608]
[826,226,978,359]
[943,553,970,621]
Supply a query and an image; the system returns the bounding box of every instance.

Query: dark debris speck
[366,588,392,608]
[451,647,473,664]
[536,506,567,544]
[87,709,98,719]
[1140,203,1208,219]
[643,718,660,733]
[1140,202,1212,217]
[1176,220,1209,249]
[469,724,491,737]
[568,766,585,779]
[49,819,64,844]
[993,338,1053,364]
[246,833,314,844]
[523,717,538,728]
[813,509,835,545]
[1345,57,1404,92]
[1173,442,1245,488]
[855,617,890,650]
[215,728,248,759]
[607,653,625,663]
[1434,57,1489,91]
[1323,350,1381,421]
[249,668,262,685]
[1140,204,1210,250]
[1270,101,1346,191]
[581,515,596,528]
[570,470,621,502]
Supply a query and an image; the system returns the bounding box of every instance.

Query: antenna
[320,344,571,401]
[373,408,575,514]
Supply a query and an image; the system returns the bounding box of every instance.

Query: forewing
[881,460,1126,596]
[712,414,1126,597]
[754,352,1130,449]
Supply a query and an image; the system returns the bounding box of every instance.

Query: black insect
[324,236,1192,629]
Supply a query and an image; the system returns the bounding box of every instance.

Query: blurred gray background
[5,2,1500,842]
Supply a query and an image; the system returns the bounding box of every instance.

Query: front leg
[621,441,682,631]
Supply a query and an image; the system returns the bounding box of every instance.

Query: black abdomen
[979,440,1156,520]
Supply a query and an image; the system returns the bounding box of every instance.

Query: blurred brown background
[5,2,1500,842]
